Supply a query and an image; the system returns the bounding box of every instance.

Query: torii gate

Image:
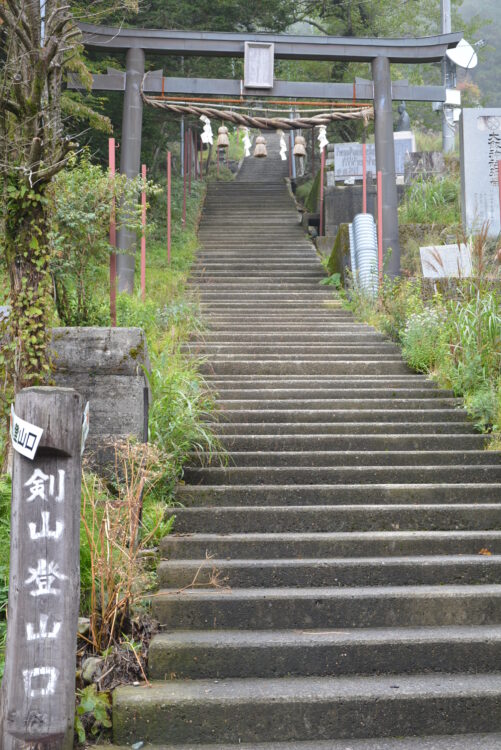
[78,24,462,292]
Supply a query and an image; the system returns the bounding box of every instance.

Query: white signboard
[334,134,415,180]
[10,405,44,460]
[244,42,274,89]
[419,243,472,279]
[460,108,501,237]
[335,143,376,180]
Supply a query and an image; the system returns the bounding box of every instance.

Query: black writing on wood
[1,387,85,750]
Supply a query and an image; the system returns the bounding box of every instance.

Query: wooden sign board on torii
[76,23,463,290]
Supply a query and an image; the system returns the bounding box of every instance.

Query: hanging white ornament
[278,129,287,161]
[317,125,329,152]
[242,127,252,157]
[200,115,213,145]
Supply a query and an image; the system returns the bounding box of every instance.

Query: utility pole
[441,0,455,153]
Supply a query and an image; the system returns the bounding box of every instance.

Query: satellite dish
[446,38,478,70]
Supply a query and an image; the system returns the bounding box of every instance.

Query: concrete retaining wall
[50,327,150,468]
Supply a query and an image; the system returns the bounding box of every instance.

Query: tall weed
[399,175,460,226]
[80,441,165,653]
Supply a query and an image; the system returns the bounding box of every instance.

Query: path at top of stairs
[112,132,501,749]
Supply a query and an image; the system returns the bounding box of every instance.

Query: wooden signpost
[1,387,85,750]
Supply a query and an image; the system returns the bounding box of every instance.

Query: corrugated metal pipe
[348,213,378,296]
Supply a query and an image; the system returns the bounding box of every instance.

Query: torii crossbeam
[78,23,462,290]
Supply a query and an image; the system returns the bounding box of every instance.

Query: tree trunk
[6,189,52,393]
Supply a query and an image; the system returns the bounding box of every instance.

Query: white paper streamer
[242,127,252,157]
[278,129,288,161]
[200,115,213,145]
[317,125,329,152]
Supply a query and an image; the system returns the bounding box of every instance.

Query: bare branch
[0,5,32,50]
[296,16,330,34]
[2,99,22,116]
[45,4,70,36]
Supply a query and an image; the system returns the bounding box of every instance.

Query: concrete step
[183,465,501,485]
[211,408,466,423]
[202,335,387,344]
[175,483,500,507]
[199,306,346,314]
[211,398,458,409]
[171,503,501,533]
[193,269,322,275]
[113,672,501,744]
[200,355,405,363]
[160,530,501,559]
[186,346,403,356]
[202,317,355,323]
[205,375,441,385]
[151,585,501,629]
[148,626,501,680]
[209,387,455,399]
[212,424,474,436]
[201,362,412,375]
[201,322,368,329]
[197,294,334,301]
[213,434,487,451]
[106,732,501,750]
[209,421,475,435]
[193,282,329,290]
[158,555,501,589]
[195,248,316,254]
[188,450,498,468]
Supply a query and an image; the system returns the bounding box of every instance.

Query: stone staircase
[112,133,501,748]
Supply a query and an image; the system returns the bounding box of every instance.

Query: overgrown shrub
[347,268,501,433]
[49,152,159,326]
[402,306,448,373]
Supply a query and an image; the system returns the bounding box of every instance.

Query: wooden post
[377,170,383,284]
[140,164,146,302]
[167,150,172,263]
[199,141,203,180]
[311,131,315,177]
[319,146,326,237]
[1,387,85,750]
[109,138,117,327]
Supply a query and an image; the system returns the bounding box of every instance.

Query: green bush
[49,152,160,326]
[402,306,448,373]
[348,273,501,433]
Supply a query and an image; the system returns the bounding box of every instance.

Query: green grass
[399,175,461,227]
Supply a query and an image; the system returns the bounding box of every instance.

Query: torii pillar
[117,47,145,294]
[372,56,401,279]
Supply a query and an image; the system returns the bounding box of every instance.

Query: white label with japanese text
[10,405,43,460]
